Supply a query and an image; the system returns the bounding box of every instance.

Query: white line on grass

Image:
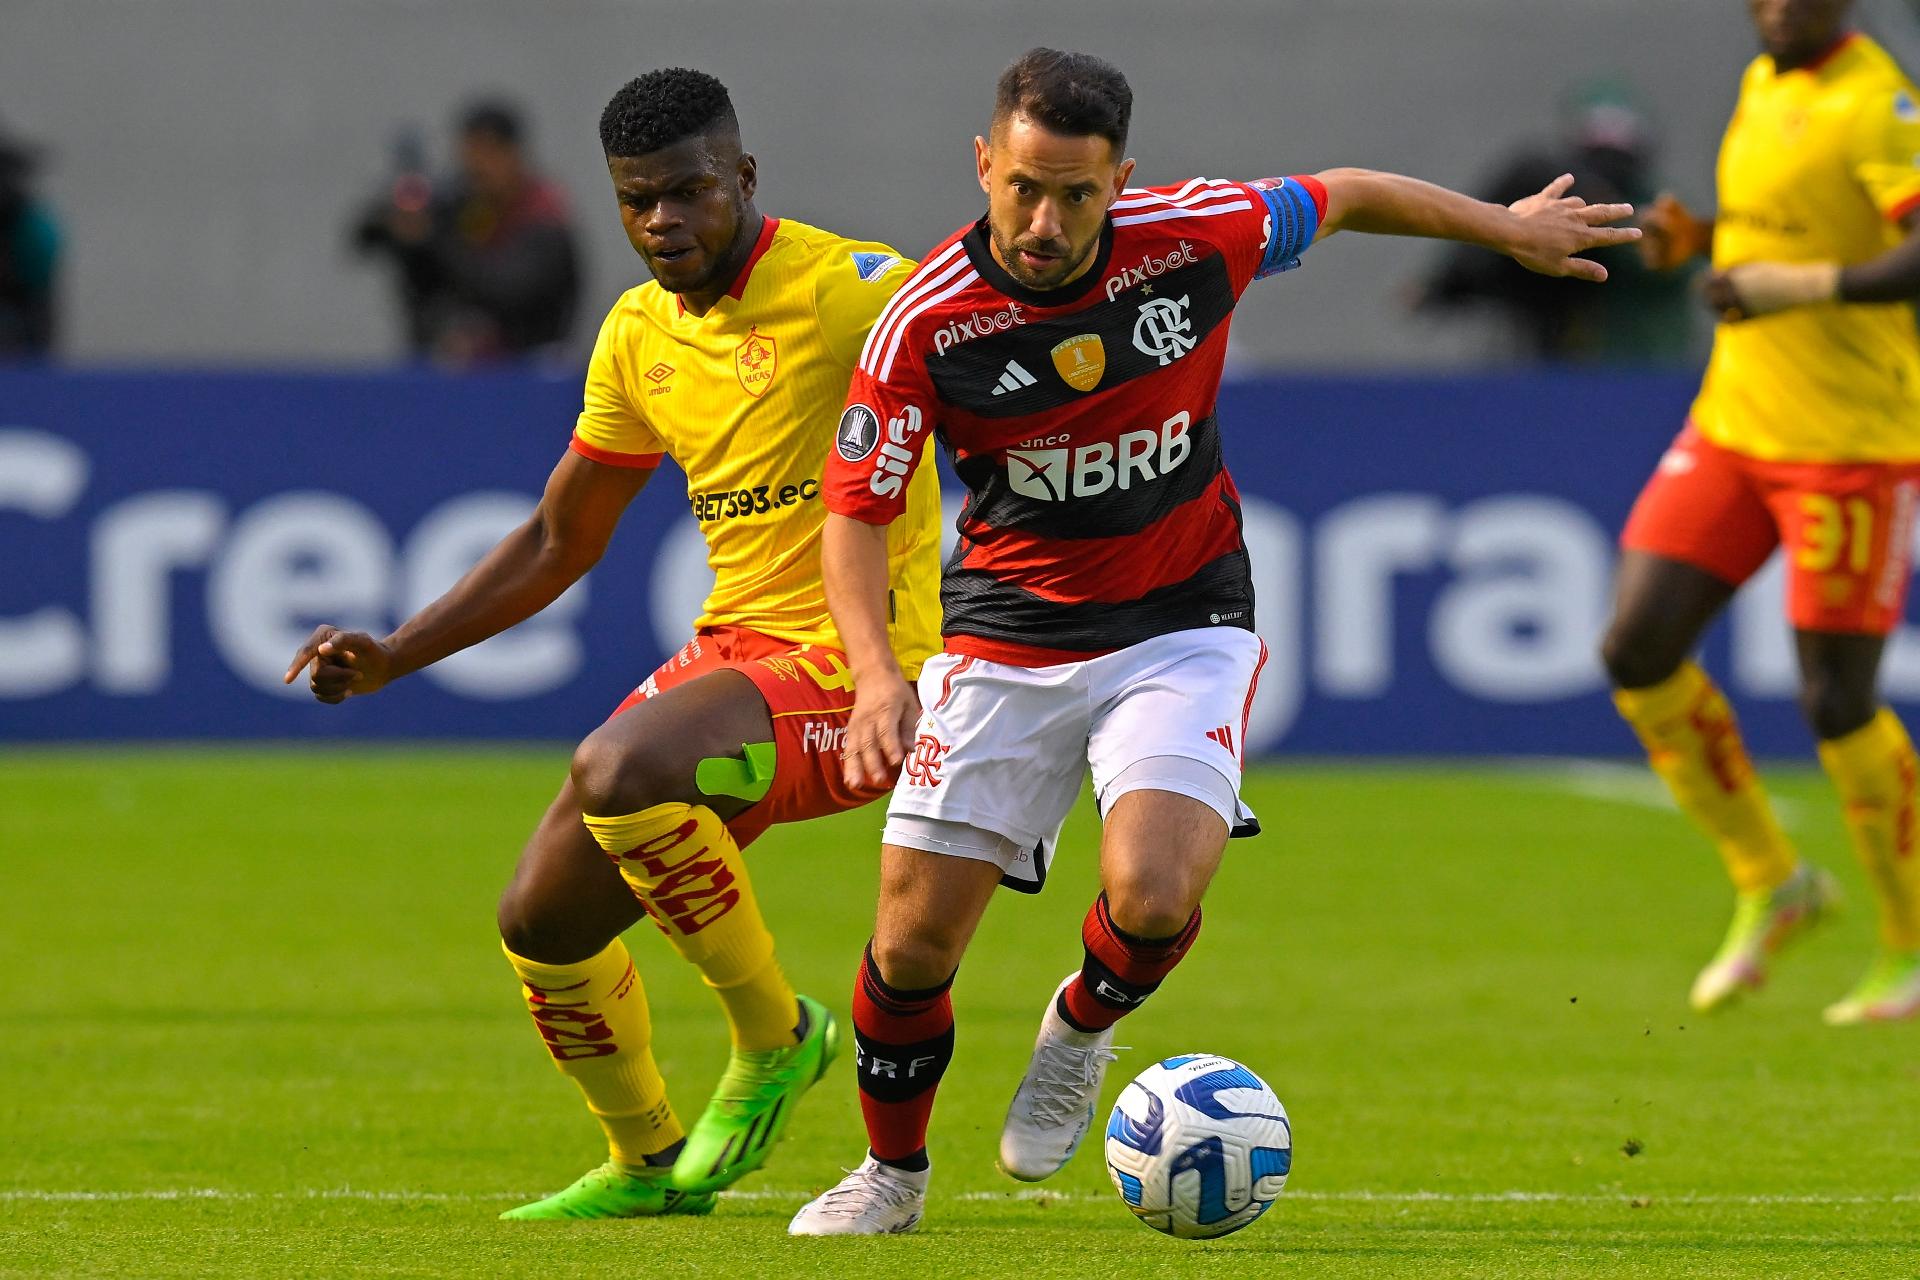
[1511,760,1807,827]
[6,1188,1917,1207]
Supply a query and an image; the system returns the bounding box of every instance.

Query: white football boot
[787,1155,928,1236]
[997,973,1122,1182]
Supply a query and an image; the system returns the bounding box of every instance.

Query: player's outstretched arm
[1707,210,1920,321]
[822,512,919,790]
[1312,168,1640,281]
[1639,193,1714,272]
[283,450,651,703]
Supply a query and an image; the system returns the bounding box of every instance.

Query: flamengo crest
[1132,295,1195,367]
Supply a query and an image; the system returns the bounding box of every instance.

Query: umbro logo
[991,359,1038,396]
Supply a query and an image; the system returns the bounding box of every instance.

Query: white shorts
[882,628,1267,891]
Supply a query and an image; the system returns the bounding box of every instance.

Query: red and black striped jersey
[824,175,1327,665]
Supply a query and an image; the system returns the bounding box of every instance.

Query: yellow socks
[1818,709,1920,950]
[502,939,682,1167]
[582,803,800,1051]
[1614,661,1798,895]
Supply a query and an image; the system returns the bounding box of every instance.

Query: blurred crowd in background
[0,114,60,360]
[0,80,1712,372]
[20,1,1896,371]
[350,99,582,368]
[0,74,1713,373]
[1410,83,1700,365]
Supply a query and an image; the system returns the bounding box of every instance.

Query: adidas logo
[991,359,1038,396]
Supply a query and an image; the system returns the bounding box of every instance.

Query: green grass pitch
[4,749,1920,1277]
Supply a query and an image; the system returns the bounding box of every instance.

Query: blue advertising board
[4,368,1913,755]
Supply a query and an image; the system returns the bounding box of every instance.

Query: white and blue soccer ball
[1103,1053,1292,1240]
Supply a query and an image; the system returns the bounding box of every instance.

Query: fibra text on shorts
[800,720,848,754]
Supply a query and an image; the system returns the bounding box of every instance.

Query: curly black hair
[600,67,739,158]
[994,48,1132,153]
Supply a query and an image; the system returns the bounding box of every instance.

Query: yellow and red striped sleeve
[1850,81,1920,224]
[571,299,664,468]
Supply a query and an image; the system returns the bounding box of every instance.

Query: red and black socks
[1058,892,1202,1033]
[851,943,955,1172]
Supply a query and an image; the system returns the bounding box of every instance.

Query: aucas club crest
[735,327,778,397]
[1051,333,1106,393]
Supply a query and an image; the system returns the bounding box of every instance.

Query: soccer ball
[1103,1053,1292,1240]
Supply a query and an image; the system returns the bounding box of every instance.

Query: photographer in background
[352,99,581,367]
[0,116,60,359]
[1410,83,1698,365]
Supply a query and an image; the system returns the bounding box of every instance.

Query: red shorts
[1621,425,1920,635]
[609,626,891,848]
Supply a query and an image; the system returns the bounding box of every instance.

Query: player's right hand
[1503,174,1639,281]
[1638,193,1710,271]
[841,668,920,792]
[283,626,395,704]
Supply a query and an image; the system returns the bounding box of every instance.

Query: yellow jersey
[572,216,943,676]
[1694,33,1920,462]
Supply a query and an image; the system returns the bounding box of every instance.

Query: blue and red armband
[1250,175,1328,279]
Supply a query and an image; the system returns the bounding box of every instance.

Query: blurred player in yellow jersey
[283,68,941,1214]
[1603,0,1920,1024]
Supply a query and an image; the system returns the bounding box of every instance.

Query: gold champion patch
[735,327,778,398]
[1051,333,1106,392]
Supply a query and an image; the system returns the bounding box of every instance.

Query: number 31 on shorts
[1795,494,1875,575]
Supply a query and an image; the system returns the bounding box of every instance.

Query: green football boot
[499,1160,716,1221]
[1690,863,1838,1012]
[670,993,840,1195]
[1824,949,1920,1026]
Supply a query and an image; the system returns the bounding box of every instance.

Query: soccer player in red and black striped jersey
[789,48,1639,1235]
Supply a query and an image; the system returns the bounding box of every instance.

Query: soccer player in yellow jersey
[1603,0,1920,1024]
[283,68,941,1215]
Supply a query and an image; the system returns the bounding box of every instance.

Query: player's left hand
[283,626,395,704]
[841,668,921,792]
[1703,260,1841,322]
[1504,173,1641,281]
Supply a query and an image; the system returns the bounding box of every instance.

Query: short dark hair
[993,48,1132,153]
[460,98,524,146]
[600,68,739,158]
